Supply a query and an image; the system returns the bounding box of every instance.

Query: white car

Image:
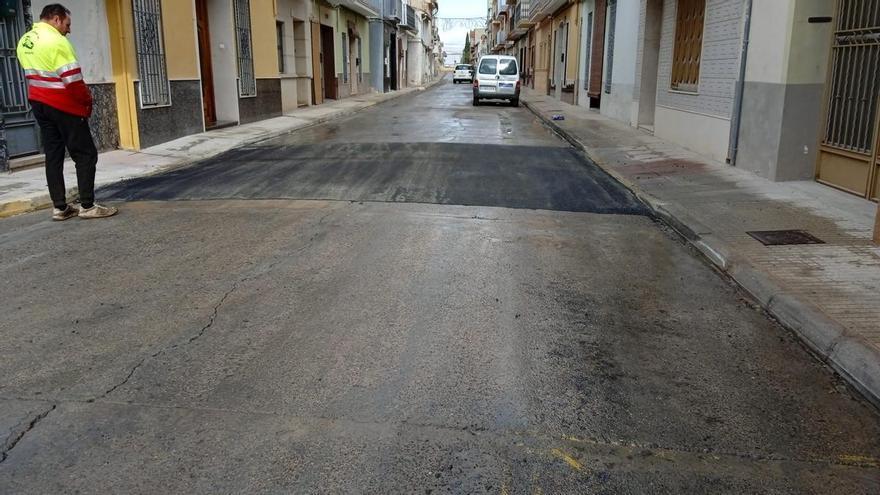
[453,64,474,84]
[472,55,520,107]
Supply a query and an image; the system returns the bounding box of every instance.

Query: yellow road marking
[551,448,583,471]
[839,454,880,468]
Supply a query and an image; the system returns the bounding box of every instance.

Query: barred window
[605,0,616,94]
[233,0,256,97]
[671,0,705,92]
[132,0,170,107]
[276,21,284,74]
[342,33,349,84]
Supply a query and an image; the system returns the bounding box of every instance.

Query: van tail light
[516,80,521,91]
[473,79,479,89]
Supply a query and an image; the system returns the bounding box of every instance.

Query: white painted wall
[31,0,112,83]
[600,0,640,124]
[652,0,745,162]
[745,0,794,84]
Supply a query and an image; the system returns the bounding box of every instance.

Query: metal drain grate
[747,230,826,246]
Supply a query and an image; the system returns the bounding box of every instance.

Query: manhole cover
[747,230,825,246]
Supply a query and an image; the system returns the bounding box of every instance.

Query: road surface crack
[0,404,56,464]
[91,207,338,401]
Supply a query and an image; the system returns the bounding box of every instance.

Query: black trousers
[30,101,97,209]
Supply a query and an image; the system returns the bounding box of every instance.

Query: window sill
[669,88,699,96]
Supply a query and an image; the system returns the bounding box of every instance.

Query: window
[605,0,616,94]
[583,12,593,90]
[357,38,363,83]
[479,58,497,74]
[233,0,256,97]
[671,0,705,92]
[276,21,285,73]
[132,0,170,107]
[342,33,349,84]
[498,59,517,76]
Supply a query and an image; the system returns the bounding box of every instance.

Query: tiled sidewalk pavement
[521,87,880,406]
[0,83,434,218]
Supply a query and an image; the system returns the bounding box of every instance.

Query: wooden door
[310,21,323,105]
[195,0,216,127]
[320,25,337,100]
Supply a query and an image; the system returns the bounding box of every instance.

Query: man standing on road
[16,4,117,220]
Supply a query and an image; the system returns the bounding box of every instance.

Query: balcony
[384,0,401,21]
[508,1,532,40]
[529,0,567,22]
[402,4,417,31]
[328,0,379,17]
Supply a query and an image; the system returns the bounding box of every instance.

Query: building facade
[1,0,442,169]
[485,0,877,201]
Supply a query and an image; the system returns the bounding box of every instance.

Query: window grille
[276,21,284,74]
[671,0,704,92]
[132,0,170,107]
[233,0,256,97]
[342,33,349,84]
[358,38,363,83]
[605,0,616,94]
[584,12,592,91]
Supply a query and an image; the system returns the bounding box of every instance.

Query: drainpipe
[727,0,753,165]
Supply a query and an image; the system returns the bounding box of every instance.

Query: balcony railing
[402,4,417,31]
[384,0,401,21]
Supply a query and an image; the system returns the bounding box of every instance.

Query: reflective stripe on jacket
[16,22,92,118]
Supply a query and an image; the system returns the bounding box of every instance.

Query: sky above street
[437,0,487,64]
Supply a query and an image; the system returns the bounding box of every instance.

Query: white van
[472,55,520,107]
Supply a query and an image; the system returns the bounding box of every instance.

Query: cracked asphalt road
[1,78,879,493]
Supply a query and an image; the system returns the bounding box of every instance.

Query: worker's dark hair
[40,4,71,20]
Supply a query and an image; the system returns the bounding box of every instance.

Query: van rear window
[479,59,497,75]
[499,59,518,76]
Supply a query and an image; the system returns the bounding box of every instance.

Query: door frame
[320,24,337,100]
[195,0,217,128]
[310,20,323,104]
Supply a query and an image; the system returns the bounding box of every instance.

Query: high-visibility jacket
[16,22,92,118]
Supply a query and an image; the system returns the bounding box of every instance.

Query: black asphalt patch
[101,143,648,215]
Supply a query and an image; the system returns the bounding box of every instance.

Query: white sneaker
[52,205,79,221]
[78,203,118,219]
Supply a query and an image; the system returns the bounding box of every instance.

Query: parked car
[453,64,474,84]
[472,55,520,107]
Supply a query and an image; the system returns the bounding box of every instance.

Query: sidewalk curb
[0,79,443,220]
[522,98,880,408]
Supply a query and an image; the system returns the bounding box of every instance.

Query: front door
[555,21,568,99]
[320,25,337,100]
[310,21,323,105]
[1,3,40,158]
[817,0,880,200]
[195,0,216,128]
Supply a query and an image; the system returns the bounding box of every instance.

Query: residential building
[474,0,877,202]
[0,0,398,169]
[1,0,284,163]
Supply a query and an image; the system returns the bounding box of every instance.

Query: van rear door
[496,58,518,95]
[477,58,498,93]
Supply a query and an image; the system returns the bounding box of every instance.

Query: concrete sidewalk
[522,88,880,407]
[0,84,432,219]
